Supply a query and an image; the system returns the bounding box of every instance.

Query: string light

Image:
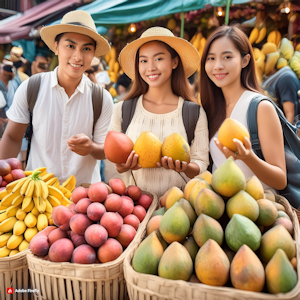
[281,1,291,14]
[217,7,224,17]
[128,23,136,33]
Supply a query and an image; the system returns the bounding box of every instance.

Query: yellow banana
[58,185,71,198]
[22,196,32,211]
[0,232,12,247]
[25,180,35,198]
[16,209,26,221]
[0,246,11,257]
[60,197,72,206]
[24,171,33,176]
[0,189,9,200]
[24,212,37,228]
[5,177,25,193]
[6,206,18,218]
[23,199,34,212]
[33,180,41,198]
[48,185,64,201]
[37,213,48,231]
[33,167,47,177]
[249,27,259,44]
[45,212,54,225]
[1,192,19,207]
[45,199,53,213]
[7,234,23,250]
[46,177,58,186]
[19,239,29,251]
[52,180,60,188]
[255,26,267,44]
[24,227,38,242]
[13,220,26,235]
[0,217,18,232]
[9,249,19,256]
[33,197,46,213]
[0,204,7,210]
[41,173,54,182]
[47,195,61,207]
[31,206,39,217]
[40,180,49,199]
[20,177,31,195]
[61,175,76,192]
[11,195,24,207]
[0,210,8,223]
[11,177,29,193]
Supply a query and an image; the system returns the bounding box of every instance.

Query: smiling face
[54,32,95,82]
[138,41,178,90]
[204,36,249,91]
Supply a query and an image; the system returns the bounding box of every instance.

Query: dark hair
[199,25,263,139]
[54,33,96,47]
[124,41,196,102]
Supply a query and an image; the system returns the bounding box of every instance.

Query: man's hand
[67,133,93,156]
[157,156,188,173]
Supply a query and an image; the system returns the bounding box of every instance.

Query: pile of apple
[29,178,153,264]
[0,158,25,189]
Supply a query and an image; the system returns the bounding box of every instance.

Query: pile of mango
[0,166,75,257]
[132,156,297,295]
[251,28,300,81]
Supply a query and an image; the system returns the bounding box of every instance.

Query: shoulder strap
[91,83,103,134]
[27,74,42,113]
[121,97,139,133]
[182,100,200,145]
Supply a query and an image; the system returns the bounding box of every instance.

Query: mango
[226,190,259,221]
[97,238,123,263]
[277,210,291,220]
[132,231,164,275]
[225,214,261,252]
[178,198,197,228]
[159,202,190,244]
[256,199,278,226]
[183,177,203,203]
[162,133,190,163]
[245,176,264,200]
[104,131,134,164]
[152,207,166,217]
[158,242,193,281]
[183,236,199,262]
[272,217,293,235]
[193,214,224,247]
[116,224,136,248]
[49,238,74,262]
[259,225,296,263]
[266,249,297,294]
[133,132,162,168]
[189,180,212,208]
[194,188,225,219]
[230,245,265,292]
[211,157,246,198]
[264,189,276,202]
[165,187,184,210]
[195,239,230,286]
[146,215,162,236]
[218,118,250,152]
[195,170,212,184]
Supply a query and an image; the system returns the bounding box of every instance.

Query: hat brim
[40,24,110,57]
[119,36,200,80]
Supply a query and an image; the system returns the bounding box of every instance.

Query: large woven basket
[124,196,300,300]
[27,192,158,300]
[0,249,32,300]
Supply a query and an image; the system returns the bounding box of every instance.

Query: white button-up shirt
[7,67,113,185]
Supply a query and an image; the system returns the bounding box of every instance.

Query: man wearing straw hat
[0,10,114,185]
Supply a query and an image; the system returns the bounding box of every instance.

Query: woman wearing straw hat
[110,27,209,198]
[0,10,114,185]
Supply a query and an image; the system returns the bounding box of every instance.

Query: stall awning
[0,0,83,44]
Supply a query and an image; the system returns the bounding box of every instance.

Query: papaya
[195,170,212,184]
[195,239,230,286]
[178,198,197,228]
[158,242,193,281]
[193,214,224,247]
[183,236,199,262]
[189,180,212,208]
[152,207,166,217]
[218,118,250,152]
[164,187,184,210]
[183,177,202,202]
[159,202,190,244]
[226,190,259,222]
[256,199,278,226]
[194,188,225,219]
[211,157,246,198]
[230,244,265,292]
[132,231,164,275]
[265,249,297,294]
[245,176,264,200]
[225,214,261,252]
[146,215,162,236]
[259,225,296,263]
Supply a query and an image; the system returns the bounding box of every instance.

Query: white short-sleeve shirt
[7,67,113,185]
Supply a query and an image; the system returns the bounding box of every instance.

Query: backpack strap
[25,74,42,164]
[182,100,200,145]
[121,97,139,133]
[91,83,103,134]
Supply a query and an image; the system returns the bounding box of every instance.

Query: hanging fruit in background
[167,18,177,31]
[255,26,267,44]
[249,27,259,45]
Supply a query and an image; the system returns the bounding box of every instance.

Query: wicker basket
[124,196,300,300]
[27,192,158,300]
[0,249,32,300]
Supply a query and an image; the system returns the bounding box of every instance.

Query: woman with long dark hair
[110,27,209,197]
[200,25,286,191]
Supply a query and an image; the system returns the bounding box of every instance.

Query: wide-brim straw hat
[40,10,110,57]
[119,27,200,80]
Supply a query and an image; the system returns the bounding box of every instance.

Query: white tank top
[210,90,272,191]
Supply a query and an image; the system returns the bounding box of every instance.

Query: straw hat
[119,27,200,80]
[40,10,110,57]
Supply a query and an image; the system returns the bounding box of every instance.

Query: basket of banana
[0,168,75,299]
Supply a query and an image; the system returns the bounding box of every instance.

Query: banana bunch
[280,38,294,60]
[105,46,119,83]
[267,30,281,47]
[190,32,206,60]
[0,168,75,257]
[249,26,267,45]
[289,52,300,79]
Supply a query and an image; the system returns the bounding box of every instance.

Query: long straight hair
[200,26,263,139]
[124,41,196,102]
